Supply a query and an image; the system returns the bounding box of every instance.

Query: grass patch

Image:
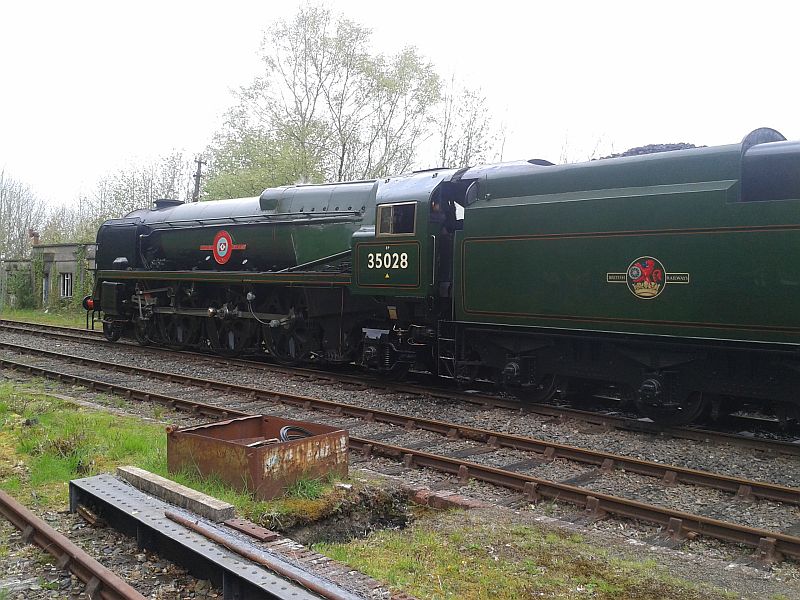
[0,307,87,329]
[0,381,166,507]
[316,512,729,600]
[285,476,328,500]
[0,381,350,527]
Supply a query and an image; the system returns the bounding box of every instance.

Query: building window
[60,273,73,298]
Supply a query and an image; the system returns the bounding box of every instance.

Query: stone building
[0,242,96,309]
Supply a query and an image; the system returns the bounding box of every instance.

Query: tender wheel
[636,391,709,426]
[102,322,122,342]
[521,374,560,403]
[438,345,480,382]
[206,318,255,356]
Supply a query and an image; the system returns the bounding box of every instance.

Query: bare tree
[91,152,193,224]
[437,79,495,168]
[37,153,194,246]
[0,170,45,259]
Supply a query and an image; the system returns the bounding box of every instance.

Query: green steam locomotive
[88,128,800,425]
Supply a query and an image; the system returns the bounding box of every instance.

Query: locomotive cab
[351,169,457,300]
[350,168,468,374]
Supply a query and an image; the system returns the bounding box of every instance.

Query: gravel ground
[358,464,800,599]
[3,346,800,537]
[4,332,800,591]
[582,470,800,533]
[3,330,798,488]
[3,368,800,598]
[0,510,215,599]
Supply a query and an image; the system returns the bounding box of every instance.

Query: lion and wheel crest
[607,256,689,299]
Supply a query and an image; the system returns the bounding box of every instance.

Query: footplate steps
[69,474,355,600]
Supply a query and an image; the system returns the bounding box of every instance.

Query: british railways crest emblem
[199,230,247,265]
[606,256,689,299]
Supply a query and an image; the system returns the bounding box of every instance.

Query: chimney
[28,229,40,246]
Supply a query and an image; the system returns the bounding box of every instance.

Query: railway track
[2,318,799,457]
[1,337,799,562]
[0,488,145,600]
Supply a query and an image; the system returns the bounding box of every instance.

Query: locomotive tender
[88,128,800,425]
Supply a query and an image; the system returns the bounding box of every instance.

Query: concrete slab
[116,465,234,522]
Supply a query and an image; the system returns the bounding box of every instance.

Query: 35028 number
[366,252,408,269]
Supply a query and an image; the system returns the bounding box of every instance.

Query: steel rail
[3,352,800,561]
[0,488,146,600]
[2,318,799,457]
[1,340,798,505]
[348,439,800,561]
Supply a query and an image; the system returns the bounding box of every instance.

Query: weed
[39,579,59,591]
[285,477,326,500]
[316,512,730,600]
[539,500,559,516]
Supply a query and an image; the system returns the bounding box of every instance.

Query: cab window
[377,202,416,235]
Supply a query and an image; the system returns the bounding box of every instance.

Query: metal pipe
[164,511,361,600]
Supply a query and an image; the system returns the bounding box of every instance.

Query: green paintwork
[150,218,362,271]
[454,144,800,345]
[349,169,449,298]
[113,182,378,274]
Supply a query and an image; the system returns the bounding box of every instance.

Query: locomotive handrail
[145,212,364,230]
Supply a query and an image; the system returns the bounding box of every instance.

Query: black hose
[279,425,313,442]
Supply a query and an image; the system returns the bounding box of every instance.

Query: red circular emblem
[212,230,233,265]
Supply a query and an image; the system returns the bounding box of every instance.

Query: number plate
[355,242,420,288]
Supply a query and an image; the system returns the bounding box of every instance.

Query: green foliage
[71,244,93,310]
[6,269,35,309]
[46,264,61,310]
[0,170,46,262]
[204,133,308,200]
[31,253,44,308]
[204,4,441,197]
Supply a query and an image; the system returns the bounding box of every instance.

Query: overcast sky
[1,0,798,206]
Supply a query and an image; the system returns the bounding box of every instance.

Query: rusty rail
[2,350,800,560]
[0,488,145,600]
[350,439,799,561]
[165,511,361,600]
[2,319,798,458]
[1,341,798,505]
